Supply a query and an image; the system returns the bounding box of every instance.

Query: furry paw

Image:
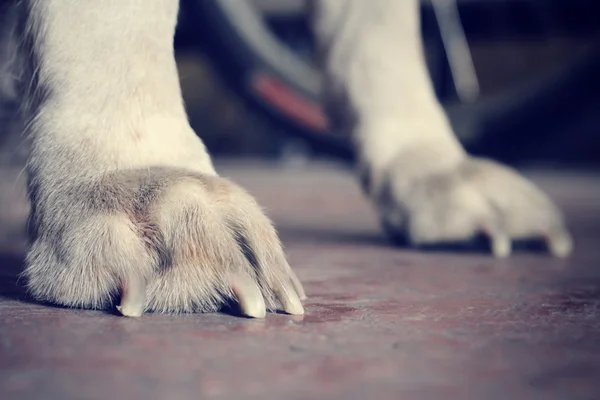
[24,168,305,317]
[371,157,572,258]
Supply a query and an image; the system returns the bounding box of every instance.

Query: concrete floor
[1,161,600,399]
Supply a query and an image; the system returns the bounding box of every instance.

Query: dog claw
[547,230,573,258]
[274,279,305,316]
[289,270,307,301]
[230,272,267,318]
[117,276,146,317]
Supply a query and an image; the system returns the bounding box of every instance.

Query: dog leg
[20,0,304,316]
[311,0,572,257]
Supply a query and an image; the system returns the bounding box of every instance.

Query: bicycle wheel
[183,0,600,164]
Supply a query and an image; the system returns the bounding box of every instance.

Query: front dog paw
[370,157,572,258]
[24,168,305,317]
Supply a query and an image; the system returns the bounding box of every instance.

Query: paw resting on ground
[24,168,305,317]
[368,156,572,258]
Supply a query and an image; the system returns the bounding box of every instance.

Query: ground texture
[1,161,599,400]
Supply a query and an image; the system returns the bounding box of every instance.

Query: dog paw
[369,156,572,258]
[24,168,305,317]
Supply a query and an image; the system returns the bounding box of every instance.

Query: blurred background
[1,0,600,167]
[171,0,600,168]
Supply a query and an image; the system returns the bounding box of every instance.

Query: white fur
[15,0,571,316]
[25,0,215,179]
[20,0,305,316]
[311,0,571,256]
[312,0,465,174]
